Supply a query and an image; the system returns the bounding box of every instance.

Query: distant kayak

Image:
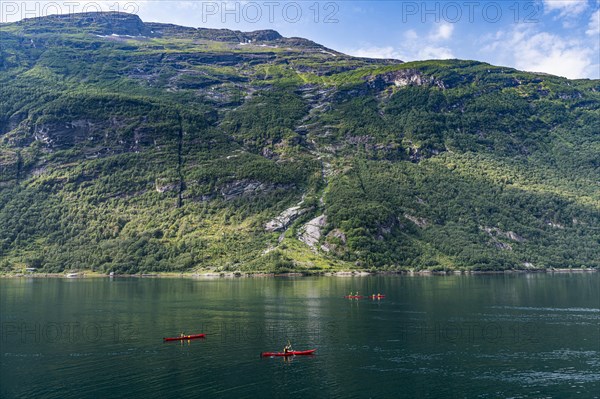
[370,295,386,299]
[163,334,205,342]
[261,349,317,357]
[344,295,364,299]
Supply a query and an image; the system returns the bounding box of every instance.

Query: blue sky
[2,1,599,78]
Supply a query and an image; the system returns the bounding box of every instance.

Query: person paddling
[283,340,293,354]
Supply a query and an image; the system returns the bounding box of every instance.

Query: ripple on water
[3,353,43,358]
[474,349,600,362]
[500,370,600,386]
[489,306,600,313]
[476,311,599,326]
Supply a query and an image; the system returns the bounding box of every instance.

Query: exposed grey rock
[321,228,346,253]
[482,226,525,242]
[221,179,290,201]
[481,226,525,251]
[299,215,326,250]
[494,241,513,251]
[546,221,565,229]
[404,213,428,228]
[191,194,215,202]
[265,205,309,232]
[367,69,445,90]
[155,180,178,193]
[328,229,346,243]
[262,147,275,159]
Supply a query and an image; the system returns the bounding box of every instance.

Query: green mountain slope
[1,12,598,273]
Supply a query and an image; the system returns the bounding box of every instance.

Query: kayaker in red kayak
[283,340,293,354]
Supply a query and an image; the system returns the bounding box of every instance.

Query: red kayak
[344,295,364,299]
[163,333,206,342]
[261,349,317,357]
[370,295,386,299]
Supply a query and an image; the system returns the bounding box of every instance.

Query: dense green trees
[0,14,598,273]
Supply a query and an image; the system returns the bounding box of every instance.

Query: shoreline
[1,268,597,279]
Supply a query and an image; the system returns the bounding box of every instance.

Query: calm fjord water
[1,274,599,398]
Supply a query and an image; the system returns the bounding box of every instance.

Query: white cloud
[345,28,455,62]
[543,0,589,17]
[346,22,458,62]
[418,46,454,59]
[404,29,418,40]
[587,9,600,36]
[429,23,454,41]
[350,46,403,60]
[481,26,598,79]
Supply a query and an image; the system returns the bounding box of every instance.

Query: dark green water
[1,274,599,398]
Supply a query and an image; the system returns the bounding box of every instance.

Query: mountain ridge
[6,12,352,56]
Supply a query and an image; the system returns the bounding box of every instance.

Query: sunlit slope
[1,13,598,272]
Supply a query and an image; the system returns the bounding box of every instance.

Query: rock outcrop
[322,229,347,253]
[482,227,525,242]
[265,206,309,232]
[481,226,526,251]
[298,215,326,250]
[404,213,429,228]
[367,69,445,90]
[221,180,291,201]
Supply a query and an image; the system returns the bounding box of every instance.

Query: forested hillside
[1,12,598,273]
